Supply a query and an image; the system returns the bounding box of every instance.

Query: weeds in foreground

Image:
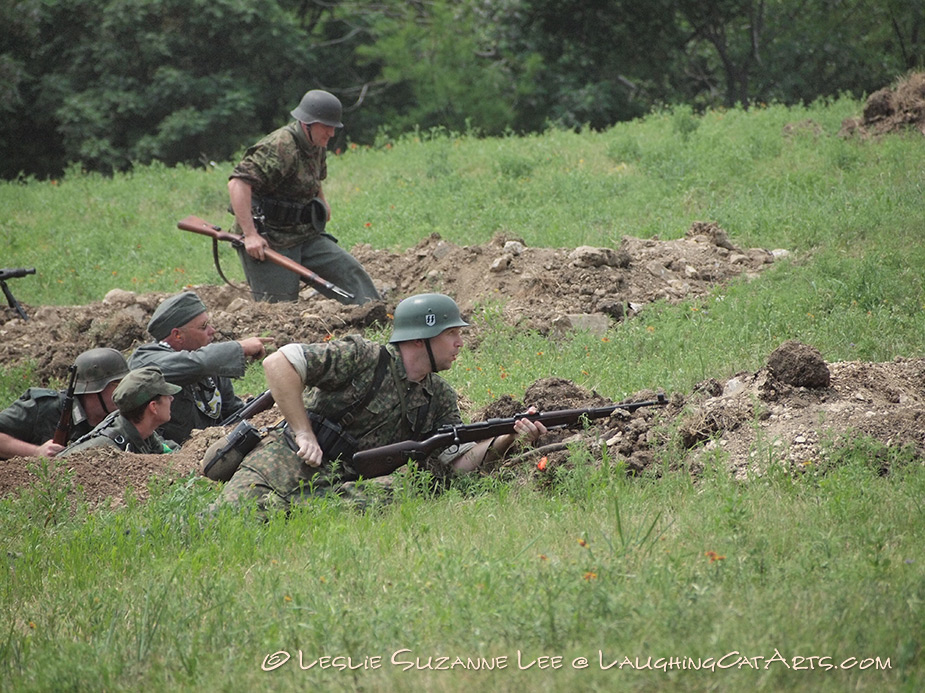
[0,448,921,691]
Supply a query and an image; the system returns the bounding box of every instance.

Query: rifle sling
[388,357,430,439]
[332,346,391,426]
[212,237,249,292]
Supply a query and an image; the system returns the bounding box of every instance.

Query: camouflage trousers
[210,431,390,518]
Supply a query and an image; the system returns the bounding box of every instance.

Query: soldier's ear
[165,327,184,346]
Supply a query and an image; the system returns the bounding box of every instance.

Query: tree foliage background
[1,0,921,179]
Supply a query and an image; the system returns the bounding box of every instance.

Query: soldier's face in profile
[307,122,335,148]
[428,327,464,372]
[176,313,215,350]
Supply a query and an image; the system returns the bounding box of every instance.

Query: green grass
[2,453,919,691]
[1,95,923,690]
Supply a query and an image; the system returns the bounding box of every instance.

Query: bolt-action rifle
[0,267,36,320]
[176,215,355,301]
[52,365,79,447]
[350,394,669,478]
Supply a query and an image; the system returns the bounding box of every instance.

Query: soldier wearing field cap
[227,89,380,305]
[128,290,273,443]
[60,367,181,455]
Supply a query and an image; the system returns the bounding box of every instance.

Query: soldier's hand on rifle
[506,406,547,447]
[239,336,275,360]
[37,439,66,458]
[292,428,323,467]
[452,407,548,473]
[243,232,270,262]
[486,407,547,463]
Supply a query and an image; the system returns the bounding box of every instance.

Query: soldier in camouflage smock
[212,294,546,516]
[227,89,380,305]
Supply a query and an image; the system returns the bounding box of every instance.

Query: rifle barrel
[0,267,36,280]
[221,389,275,426]
[53,365,79,447]
[351,394,669,479]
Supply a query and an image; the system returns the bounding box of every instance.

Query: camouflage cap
[113,366,182,413]
[147,291,207,340]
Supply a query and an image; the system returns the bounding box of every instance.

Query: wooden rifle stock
[176,215,355,300]
[53,365,79,447]
[350,394,669,479]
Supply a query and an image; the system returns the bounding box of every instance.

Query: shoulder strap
[100,426,132,451]
[386,357,432,440]
[332,346,391,426]
[65,410,122,449]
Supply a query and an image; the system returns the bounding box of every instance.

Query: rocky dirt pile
[840,71,925,138]
[2,222,922,506]
[0,221,780,385]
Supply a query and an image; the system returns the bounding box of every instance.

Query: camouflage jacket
[228,121,326,248]
[128,342,245,443]
[284,335,469,473]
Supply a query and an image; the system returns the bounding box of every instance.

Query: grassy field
[1,96,923,691]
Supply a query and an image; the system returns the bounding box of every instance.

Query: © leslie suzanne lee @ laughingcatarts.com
[262,648,892,673]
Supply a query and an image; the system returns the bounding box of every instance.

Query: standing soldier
[227,89,380,305]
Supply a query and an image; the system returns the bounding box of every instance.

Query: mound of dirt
[677,341,925,478]
[2,223,922,507]
[840,71,925,137]
[0,222,781,386]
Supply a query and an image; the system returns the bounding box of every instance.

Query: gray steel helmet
[290,90,344,128]
[73,348,130,395]
[389,293,469,343]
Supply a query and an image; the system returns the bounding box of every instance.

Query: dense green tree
[352,0,529,136]
[672,0,923,109]
[0,0,920,178]
[0,0,342,178]
[505,0,682,130]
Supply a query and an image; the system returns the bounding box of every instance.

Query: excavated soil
[1,218,922,507]
[840,71,925,138]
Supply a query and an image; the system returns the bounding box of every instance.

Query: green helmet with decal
[389,293,468,343]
